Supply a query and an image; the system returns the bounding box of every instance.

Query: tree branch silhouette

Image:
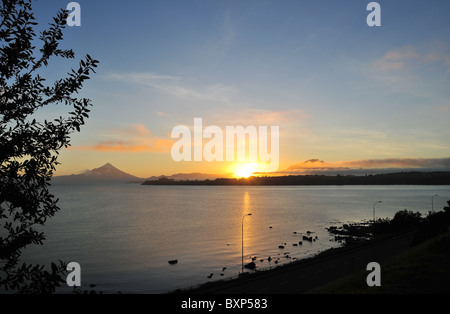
[0,0,99,293]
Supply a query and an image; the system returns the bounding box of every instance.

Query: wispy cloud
[280,157,450,175]
[83,140,172,153]
[111,124,151,137]
[339,157,450,169]
[75,124,173,153]
[105,72,182,82]
[204,11,236,67]
[433,103,450,113]
[156,111,170,117]
[425,40,450,72]
[362,42,450,97]
[104,71,237,102]
[202,108,309,126]
[373,46,419,72]
[372,42,450,73]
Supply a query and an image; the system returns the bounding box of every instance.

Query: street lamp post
[432,194,438,211]
[242,213,252,274]
[373,201,382,222]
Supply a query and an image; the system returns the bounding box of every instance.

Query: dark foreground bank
[174,230,450,294]
[171,230,416,294]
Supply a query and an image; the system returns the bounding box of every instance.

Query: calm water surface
[21,184,450,294]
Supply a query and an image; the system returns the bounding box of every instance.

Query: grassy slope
[307,229,450,294]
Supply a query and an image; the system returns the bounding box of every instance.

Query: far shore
[143,171,450,186]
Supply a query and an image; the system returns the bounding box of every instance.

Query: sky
[32,0,450,178]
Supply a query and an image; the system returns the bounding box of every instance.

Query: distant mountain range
[52,163,226,184]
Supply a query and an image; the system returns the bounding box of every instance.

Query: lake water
[21,184,450,294]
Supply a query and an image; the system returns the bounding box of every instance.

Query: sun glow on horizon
[232,162,259,178]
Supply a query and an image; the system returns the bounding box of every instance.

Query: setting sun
[233,162,259,178]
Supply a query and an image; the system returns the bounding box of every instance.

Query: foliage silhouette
[328,202,450,247]
[0,0,98,293]
[412,200,450,245]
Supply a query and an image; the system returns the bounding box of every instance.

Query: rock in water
[244,262,256,270]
